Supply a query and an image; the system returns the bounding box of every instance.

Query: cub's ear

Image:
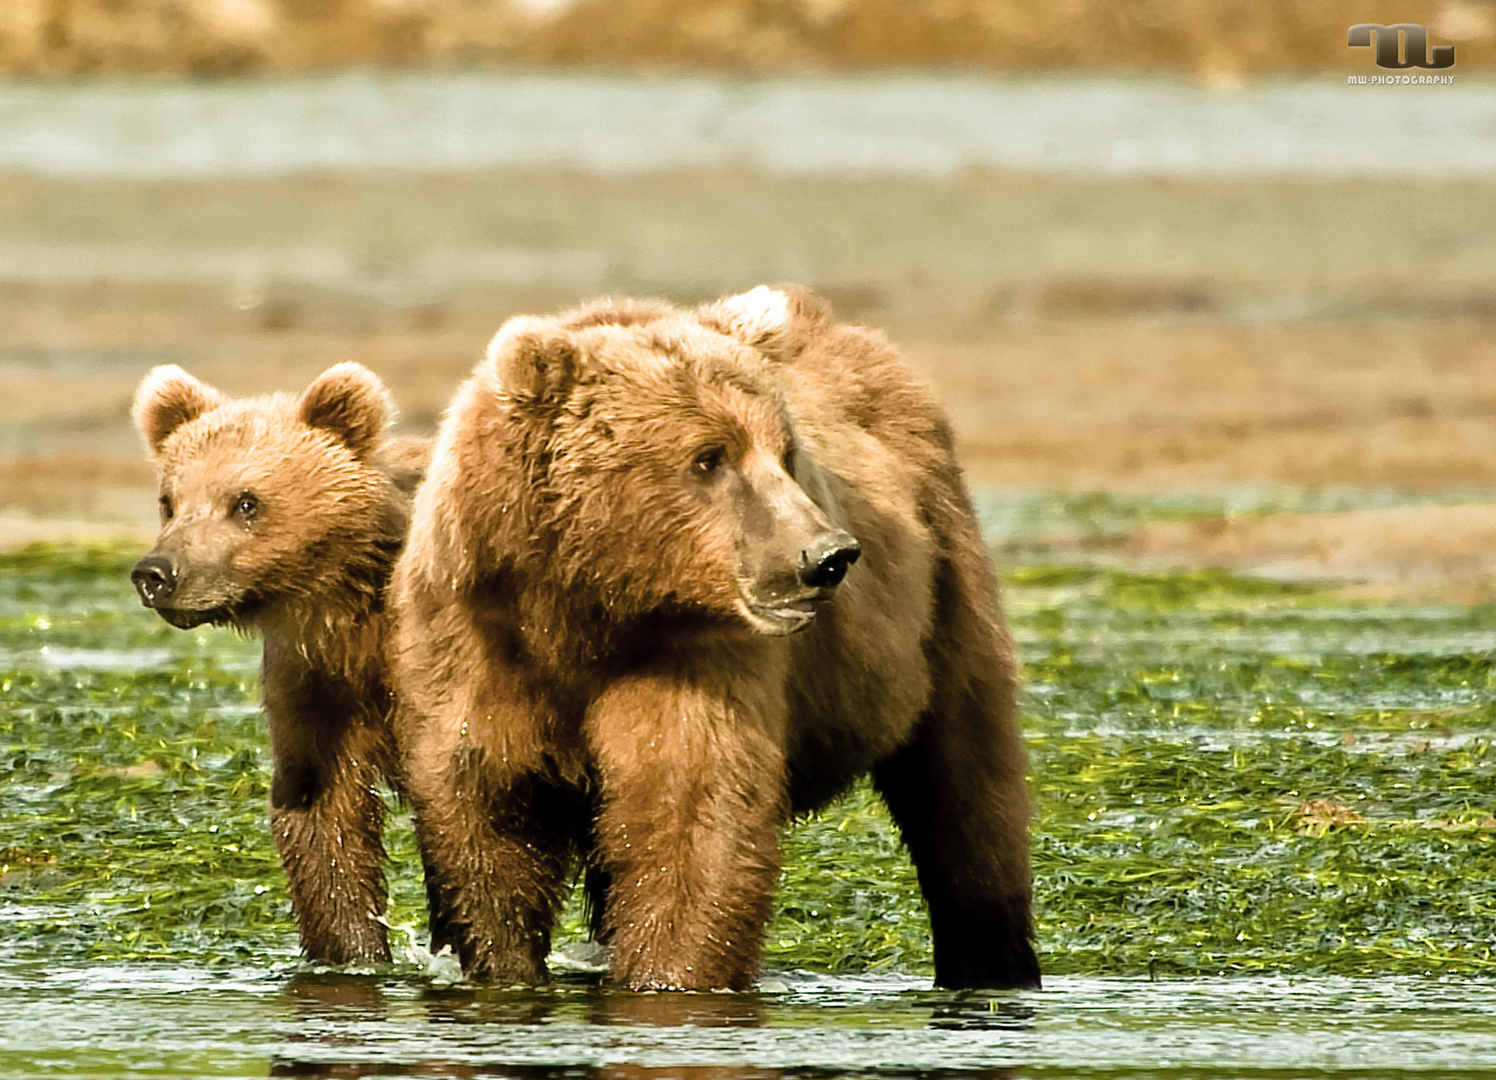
[298,362,391,459]
[485,315,580,407]
[700,285,793,361]
[132,365,226,456]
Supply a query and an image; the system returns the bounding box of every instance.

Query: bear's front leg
[586,662,788,991]
[263,654,392,964]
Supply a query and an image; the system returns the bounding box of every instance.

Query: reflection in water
[283,972,389,1018]
[419,985,564,1028]
[267,977,1024,1080]
[927,993,1034,1032]
[272,1063,1016,1080]
[14,966,1494,1079]
[588,991,765,1029]
[277,972,389,1059]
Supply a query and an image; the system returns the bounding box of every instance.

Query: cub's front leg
[586,658,789,991]
[262,645,392,964]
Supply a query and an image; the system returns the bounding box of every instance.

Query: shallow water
[4,964,1496,1079]
[0,72,1489,181]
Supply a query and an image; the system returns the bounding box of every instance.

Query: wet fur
[393,288,1038,990]
[133,364,428,964]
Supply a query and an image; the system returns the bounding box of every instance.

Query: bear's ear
[297,362,391,459]
[485,315,580,407]
[700,285,793,362]
[132,365,226,456]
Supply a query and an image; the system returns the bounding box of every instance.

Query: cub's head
[484,286,859,636]
[130,363,395,630]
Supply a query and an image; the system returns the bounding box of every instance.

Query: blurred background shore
[2,2,1495,593]
[1,0,1491,78]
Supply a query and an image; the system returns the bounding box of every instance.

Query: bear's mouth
[737,590,832,636]
[152,604,237,630]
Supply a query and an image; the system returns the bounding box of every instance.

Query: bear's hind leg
[871,558,1039,990]
[873,723,1039,989]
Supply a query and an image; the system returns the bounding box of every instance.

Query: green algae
[4,530,1496,978]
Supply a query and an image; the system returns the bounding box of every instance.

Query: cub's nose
[131,555,178,607]
[797,531,862,590]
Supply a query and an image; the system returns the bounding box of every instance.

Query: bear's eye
[158,494,174,523]
[692,446,726,476]
[232,491,261,525]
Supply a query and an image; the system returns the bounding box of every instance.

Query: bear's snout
[131,555,178,607]
[797,531,861,590]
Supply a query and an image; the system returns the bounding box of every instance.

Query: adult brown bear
[131,363,426,964]
[393,287,1037,990]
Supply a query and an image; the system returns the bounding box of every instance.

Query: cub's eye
[232,491,260,524]
[158,495,174,523]
[692,446,726,476]
[782,444,798,474]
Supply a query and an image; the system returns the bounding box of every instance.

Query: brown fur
[392,288,1037,990]
[131,363,429,965]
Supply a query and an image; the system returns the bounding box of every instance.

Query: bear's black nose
[131,555,178,607]
[797,531,862,590]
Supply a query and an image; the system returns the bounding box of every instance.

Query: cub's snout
[130,554,177,607]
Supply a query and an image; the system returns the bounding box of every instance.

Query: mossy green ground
[3,502,1496,978]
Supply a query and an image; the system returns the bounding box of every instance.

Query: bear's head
[130,362,398,631]
[474,286,860,637]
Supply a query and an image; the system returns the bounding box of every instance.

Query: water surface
[0,72,1489,181]
[4,964,1495,1079]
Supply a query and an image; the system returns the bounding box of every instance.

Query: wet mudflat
[4,492,1496,1077]
[6,73,1496,537]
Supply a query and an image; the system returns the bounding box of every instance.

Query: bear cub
[131,363,426,964]
[394,287,1038,991]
